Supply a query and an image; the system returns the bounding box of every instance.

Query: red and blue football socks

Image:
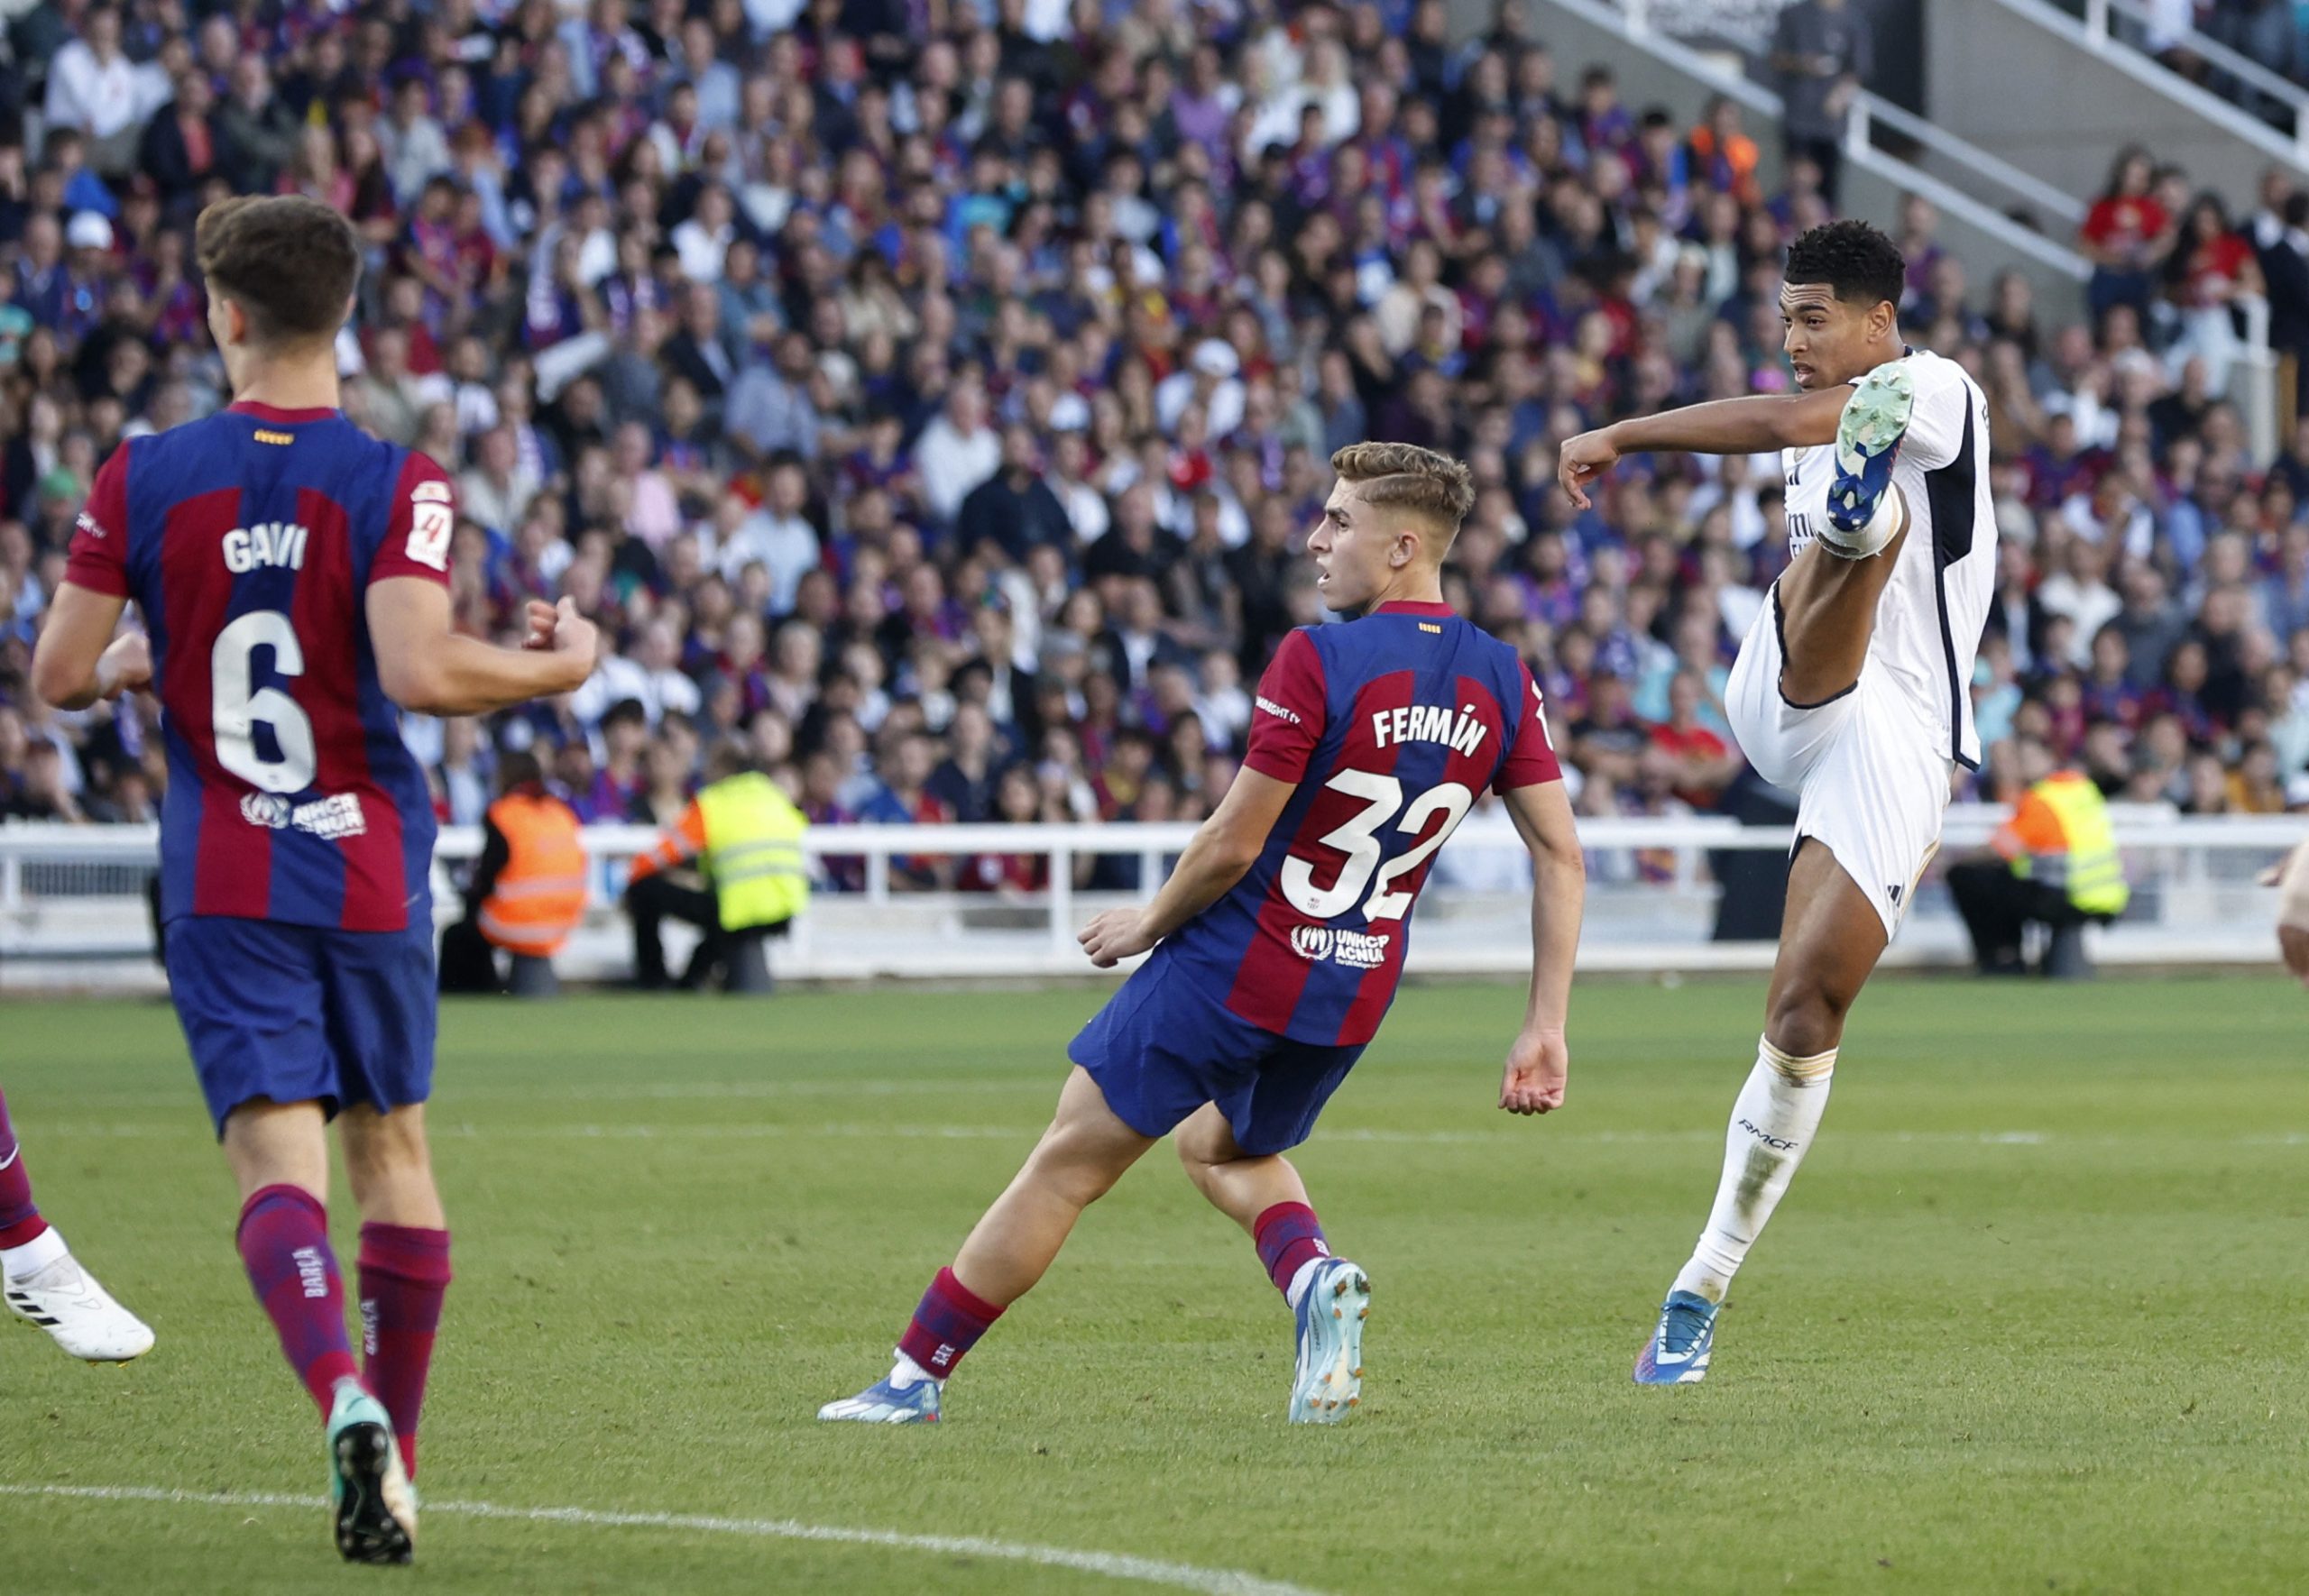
[237,1184,361,1413]
[897,1266,1006,1381]
[0,1087,51,1252]
[1254,1202,1331,1307]
[358,1224,451,1479]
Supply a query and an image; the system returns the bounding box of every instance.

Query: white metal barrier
[0,808,2296,990]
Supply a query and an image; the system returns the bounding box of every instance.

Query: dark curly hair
[1784,219,1906,312]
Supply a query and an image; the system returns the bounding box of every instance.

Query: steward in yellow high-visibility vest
[1999,770,2130,919]
[1947,749,2129,976]
[625,744,809,990]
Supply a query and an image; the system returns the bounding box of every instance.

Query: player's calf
[1822,360,1915,559]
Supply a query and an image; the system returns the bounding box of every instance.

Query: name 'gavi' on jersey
[64,400,457,932]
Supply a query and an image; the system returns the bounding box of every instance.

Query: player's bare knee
[1765,981,1848,1059]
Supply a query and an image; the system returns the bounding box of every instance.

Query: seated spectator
[1648,670,1740,812]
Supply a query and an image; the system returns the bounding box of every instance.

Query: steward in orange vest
[439,750,587,991]
[478,789,587,956]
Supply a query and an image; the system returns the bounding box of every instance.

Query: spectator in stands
[1771,0,1871,206]
[2163,191,2262,392]
[2081,146,2176,324]
[0,0,2299,951]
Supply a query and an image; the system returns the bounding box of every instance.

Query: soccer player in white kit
[1558,221,1996,1382]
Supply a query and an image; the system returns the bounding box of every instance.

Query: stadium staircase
[1511,0,2283,459]
[1506,0,2093,320]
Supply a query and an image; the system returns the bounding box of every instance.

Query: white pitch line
[0,1483,1334,1596]
[33,1122,2309,1149]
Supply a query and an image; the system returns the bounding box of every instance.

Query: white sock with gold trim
[1670,1035,1836,1304]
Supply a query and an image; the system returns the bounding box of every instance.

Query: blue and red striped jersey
[1162,600,1562,1047]
[66,401,456,932]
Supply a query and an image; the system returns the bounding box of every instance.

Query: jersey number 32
[1280,769,1474,922]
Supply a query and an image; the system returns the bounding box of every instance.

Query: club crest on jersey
[1290,924,1390,968]
[222,522,308,573]
[1370,702,1488,756]
[240,790,368,840]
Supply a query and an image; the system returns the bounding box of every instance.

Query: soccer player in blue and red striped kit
[822,443,1587,1426]
[32,196,598,1564]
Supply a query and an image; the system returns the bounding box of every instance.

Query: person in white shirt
[459,426,541,534]
[671,185,738,284]
[1561,221,1999,1387]
[2035,537,2123,665]
[914,379,1001,525]
[716,464,821,609]
[1045,429,1109,546]
[1154,339,1246,437]
[46,6,141,148]
[572,619,702,727]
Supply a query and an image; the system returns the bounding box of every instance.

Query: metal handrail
[1991,0,2309,171]
[2085,0,2309,124]
[1851,95,2085,226]
[1563,0,2092,280]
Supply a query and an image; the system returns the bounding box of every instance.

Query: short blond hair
[1329,442,1476,542]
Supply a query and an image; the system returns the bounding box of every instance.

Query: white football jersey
[1778,348,1996,770]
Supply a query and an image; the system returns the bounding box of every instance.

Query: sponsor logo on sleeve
[73,510,108,541]
[1255,694,1302,726]
[1289,924,1390,968]
[406,479,454,571]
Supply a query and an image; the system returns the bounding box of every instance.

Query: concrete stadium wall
[1485,3,2087,318]
[1922,0,2302,206]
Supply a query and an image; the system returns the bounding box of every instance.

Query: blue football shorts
[164,915,438,1136]
[1068,949,1366,1156]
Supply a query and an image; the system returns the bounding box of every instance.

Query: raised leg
[1772,517,1908,706]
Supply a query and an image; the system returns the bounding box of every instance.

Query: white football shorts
[2276,839,2309,934]
[1725,585,1955,940]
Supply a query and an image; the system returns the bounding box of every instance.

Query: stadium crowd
[0,0,2304,892]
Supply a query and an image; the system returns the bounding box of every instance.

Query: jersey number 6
[1280,768,1475,922]
[212,610,318,793]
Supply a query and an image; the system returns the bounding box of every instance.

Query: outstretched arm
[1079,767,1296,967]
[1558,386,1851,509]
[1498,778,1585,1114]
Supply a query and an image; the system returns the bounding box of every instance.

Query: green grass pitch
[0,973,2304,1593]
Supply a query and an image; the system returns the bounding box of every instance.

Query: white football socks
[1,1224,66,1282]
[1670,1036,1836,1305]
[888,1350,939,1389]
[1284,1255,1326,1310]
